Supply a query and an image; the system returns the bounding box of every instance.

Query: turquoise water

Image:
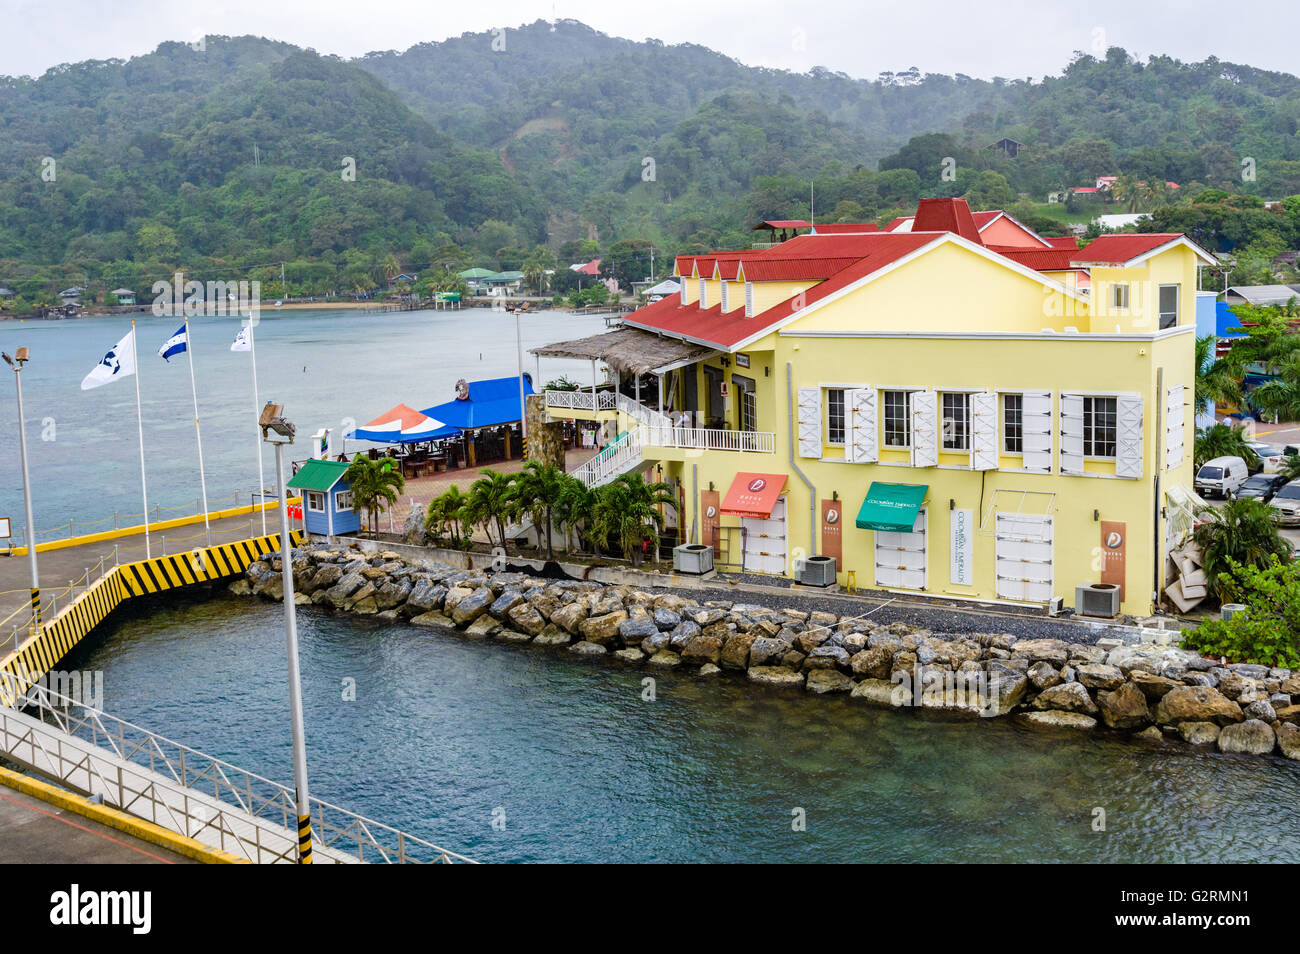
[0,308,605,539]
[70,594,1300,863]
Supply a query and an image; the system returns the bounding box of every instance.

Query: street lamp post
[515,312,528,461]
[4,348,39,630]
[260,402,312,865]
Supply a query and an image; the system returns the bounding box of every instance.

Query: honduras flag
[81,329,137,390]
[158,323,187,361]
[230,325,252,352]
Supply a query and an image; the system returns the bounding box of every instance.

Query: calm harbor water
[0,307,606,540]
[69,594,1300,864]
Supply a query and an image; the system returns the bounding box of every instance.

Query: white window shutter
[720,280,730,312]
[847,388,877,463]
[911,390,938,467]
[680,278,689,305]
[1165,384,1185,470]
[970,390,997,470]
[744,282,754,317]
[1020,391,1054,473]
[1059,393,1084,475]
[698,278,707,308]
[797,386,821,458]
[1116,393,1144,479]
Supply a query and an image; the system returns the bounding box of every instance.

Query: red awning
[720,472,787,518]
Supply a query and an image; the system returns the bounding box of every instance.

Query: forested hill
[1,20,1298,301]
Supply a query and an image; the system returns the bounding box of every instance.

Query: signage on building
[701,489,720,555]
[735,353,750,368]
[950,508,973,586]
[1101,520,1126,598]
[821,499,842,562]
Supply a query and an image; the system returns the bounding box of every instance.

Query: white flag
[230,326,251,352]
[81,329,137,390]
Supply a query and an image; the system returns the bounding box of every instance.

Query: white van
[1195,456,1249,499]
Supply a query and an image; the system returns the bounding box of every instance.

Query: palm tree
[513,460,566,560]
[1194,335,1243,417]
[1281,454,1300,482]
[592,473,676,563]
[465,469,518,551]
[521,259,546,296]
[426,486,471,548]
[1192,498,1292,598]
[343,456,406,536]
[555,477,597,555]
[1249,351,1300,422]
[1194,423,1259,470]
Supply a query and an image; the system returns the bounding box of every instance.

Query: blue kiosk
[287,458,360,538]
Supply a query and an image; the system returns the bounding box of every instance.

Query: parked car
[1236,473,1289,503]
[1245,441,1283,474]
[1194,456,1250,498]
[1269,480,1300,526]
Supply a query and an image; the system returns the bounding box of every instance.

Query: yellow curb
[8,498,302,556]
[0,765,249,864]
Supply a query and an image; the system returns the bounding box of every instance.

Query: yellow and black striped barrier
[1,531,303,697]
[297,814,313,864]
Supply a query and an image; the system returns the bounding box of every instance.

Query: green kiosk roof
[286,458,349,493]
[856,482,928,532]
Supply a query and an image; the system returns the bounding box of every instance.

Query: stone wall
[525,393,565,467]
[235,541,1300,763]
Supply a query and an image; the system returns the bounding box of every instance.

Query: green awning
[856,482,928,532]
[286,458,349,492]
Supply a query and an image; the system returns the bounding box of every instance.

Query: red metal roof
[1072,233,1186,265]
[754,220,812,230]
[1043,236,1079,249]
[574,259,602,276]
[987,245,1080,271]
[912,198,983,244]
[811,223,882,234]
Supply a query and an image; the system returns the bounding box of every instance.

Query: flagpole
[184,317,212,544]
[130,320,151,559]
[249,321,267,535]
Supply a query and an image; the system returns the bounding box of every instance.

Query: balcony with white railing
[638,425,776,454]
[545,389,618,416]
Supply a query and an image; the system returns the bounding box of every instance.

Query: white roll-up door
[1116,393,1144,479]
[910,391,938,467]
[994,513,1054,603]
[847,387,878,463]
[1059,393,1084,475]
[874,509,927,590]
[1165,385,1185,470]
[797,386,821,458]
[971,390,998,470]
[741,497,787,575]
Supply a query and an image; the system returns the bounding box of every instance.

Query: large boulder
[850,678,908,708]
[1011,639,1069,667]
[1032,681,1098,715]
[450,586,494,626]
[652,608,682,631]
[804,645,851,670]
[668,621,702,651]
[1216,719,1276,756]
[401,507,426,545]
[550,602,588,636]
[1026,661,1062,691]
[301,563,342,594]
[850,645,893,680]
[1154,686,1243,727]
[1018,711,1098,730]
[681,634,724,666]
[1096,683,1151,730]
[746,667,805,688]
[748,636,787,667]
[1177,722,1220,745]
[805,670,854,694]
[533,624,572,647]
[403,579,446,616]
[618,616,660,647]
[579,610,628,646]
[373,579,413,611]
[720,633,756,670]
[1275,722,1300,761]
[982,666,1028,717]
[1076,664,1125,691]
[646,650,682,669]
[1130,670,1180,701]
[506,602,547,637]
[489,590,525,619]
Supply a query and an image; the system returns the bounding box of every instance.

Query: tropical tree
[513,460,567,560]
[426,486,472,548]
[343,456,406,536]
[1193,334,1242,417]
[521,258,546,295]
[555,477,597,555]
[1192,498,1292,598]
[1282,454,1300,481]
[592,473,676,562]
[1194,423,1258,469]
[464,469,518,550]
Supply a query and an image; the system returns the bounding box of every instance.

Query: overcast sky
[0,0,1289,81]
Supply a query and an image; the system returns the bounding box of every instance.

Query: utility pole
[4,348,39,630]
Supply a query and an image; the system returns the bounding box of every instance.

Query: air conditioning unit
[1221,603,1247,621]
[1075,583,1121,618]
[1046,596,1064,617]
[673,543,714,575]
[800,555,837,587]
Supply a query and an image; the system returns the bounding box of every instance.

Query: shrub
[1191,497,1291,597]
[1181,557,1300,669]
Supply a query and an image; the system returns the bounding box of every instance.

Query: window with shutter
[1116,393,1144,479]
[911,391,938,467]
[680,278,689,305]
[744,282,754,317]
[1165,384,1185,470]
[797,386,821,458]
[1020,391,1054,473]
[1059,393,1084,474]
[825,388,846,445]
[720,280,730,312]
[883,390,911,447]
[698,278,707,308]
[941,392,970,450]
[971,391,998,470]
[1001,393,1023,453]
[847,388,878,463]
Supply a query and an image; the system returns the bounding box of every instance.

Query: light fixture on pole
[515,312,528,460]
[3,348,39,631]
[260,401,312,865]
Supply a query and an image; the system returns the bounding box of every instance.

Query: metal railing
[616,393,673,430]
[573,430,644,487]
[0,672,475,864]
[544,389,617,413]
[638,425,776,454]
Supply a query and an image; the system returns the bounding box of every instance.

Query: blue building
[287,459,360,537]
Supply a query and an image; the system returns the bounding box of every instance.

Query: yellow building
[534,199,1216,618]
